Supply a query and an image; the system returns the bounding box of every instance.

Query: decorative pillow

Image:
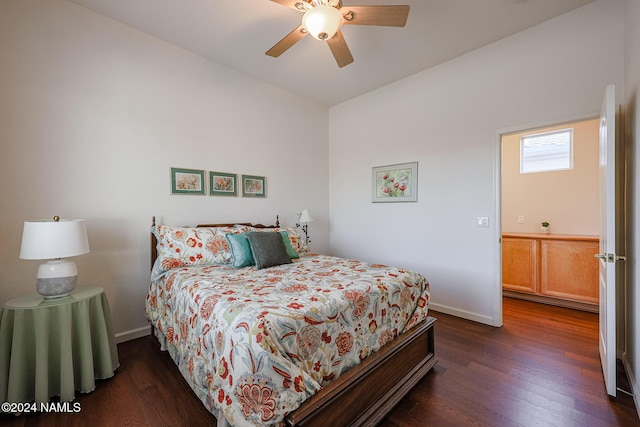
[246,231,292,270]
[247,226,309,255]
[280,231,299,259]
[226,233,255,268]
[279,227,308,255]
[152,225,248,274]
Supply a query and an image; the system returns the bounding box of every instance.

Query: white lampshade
[20,218,90,298]
[302,5,344,41]
[299,209,314,224]
[20,218,89,260]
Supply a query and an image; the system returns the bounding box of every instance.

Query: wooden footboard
[285,316,437,427]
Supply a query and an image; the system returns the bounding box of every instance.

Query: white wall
[329,0,625,325]
[0,0,329,341]
[623,0,640,414]
[502,119,600,235]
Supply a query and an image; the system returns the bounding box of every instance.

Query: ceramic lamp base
[36,259,78,298]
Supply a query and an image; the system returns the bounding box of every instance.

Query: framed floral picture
[372,162,418,202]
[171,167,206,195]
[242,175,266,198]
[209,171,237,196]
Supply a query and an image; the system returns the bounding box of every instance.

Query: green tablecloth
[0,286,119,404]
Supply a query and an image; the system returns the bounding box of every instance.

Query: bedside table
[0,286,120,405]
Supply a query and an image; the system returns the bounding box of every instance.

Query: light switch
[477,216,489,227]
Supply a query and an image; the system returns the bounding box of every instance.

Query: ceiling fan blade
[341,5,410,27]
[326,30,354,68]
[270,0,309,12]
[266,25,308,57]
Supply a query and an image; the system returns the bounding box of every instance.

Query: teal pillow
[225,233,254,268]
[280,231,299,259]
[246,232,292,270]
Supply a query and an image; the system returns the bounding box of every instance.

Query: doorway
[500,117,601,311]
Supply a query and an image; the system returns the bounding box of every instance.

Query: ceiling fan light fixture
[302,5,344,41]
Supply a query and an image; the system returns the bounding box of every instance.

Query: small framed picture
[242,175,266,198]
[372,162,418,203]
[171,167,206,195]
[209,172,237,196]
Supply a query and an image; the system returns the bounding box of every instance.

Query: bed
[145,217,436,426]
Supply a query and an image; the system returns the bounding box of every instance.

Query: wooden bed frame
[150,217,437,427]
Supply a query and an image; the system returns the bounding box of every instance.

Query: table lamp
[296,209,314,246]
[19,216,90,298]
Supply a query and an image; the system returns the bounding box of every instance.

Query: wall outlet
[477,216,489,228]
[518,215,525,224]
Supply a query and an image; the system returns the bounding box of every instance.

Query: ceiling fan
[266,0,410,68]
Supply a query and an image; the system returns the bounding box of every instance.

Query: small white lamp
[19,216,90,298]
[296,209,314,246]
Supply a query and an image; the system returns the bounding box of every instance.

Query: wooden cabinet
[502,237,537,294]
[502,233,599,310]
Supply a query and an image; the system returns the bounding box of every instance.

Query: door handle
[594,253,627,262]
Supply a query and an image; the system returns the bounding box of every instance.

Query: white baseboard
[622,352,640,419]
[115,325,151,343]
[428,302,494,326]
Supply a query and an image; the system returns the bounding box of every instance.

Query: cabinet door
[502,238,537,293]
[540,240,599,304]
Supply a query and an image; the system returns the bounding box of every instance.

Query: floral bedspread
[145,254,430,426]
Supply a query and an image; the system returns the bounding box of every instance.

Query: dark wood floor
[382,298,638,427]
[2,297,638,426]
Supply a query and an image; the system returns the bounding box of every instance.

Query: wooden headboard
[150,215,280,268]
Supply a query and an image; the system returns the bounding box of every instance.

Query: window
[520,128,573,173]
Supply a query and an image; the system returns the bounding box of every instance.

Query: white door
[598,83,623,397]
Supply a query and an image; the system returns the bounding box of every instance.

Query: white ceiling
[68,0,596,107]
